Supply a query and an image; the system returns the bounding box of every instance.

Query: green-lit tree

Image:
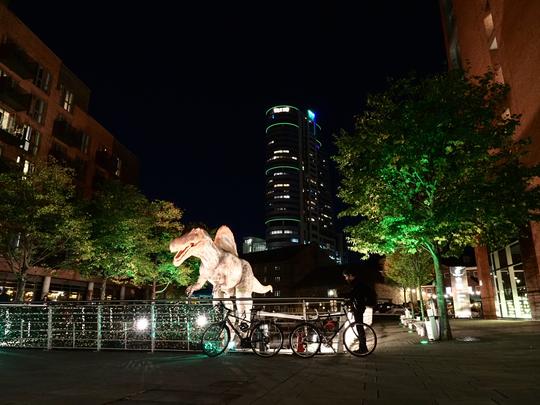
[0,159,91,301]
[384,249,434,319]
[132,200,198,299]
[82,180,152,300]
[334,70,540,340]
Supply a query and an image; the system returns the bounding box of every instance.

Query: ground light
[196,315,208,328]
[135,318,149,331]
[420,339,429,344]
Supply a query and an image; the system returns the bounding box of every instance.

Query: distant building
[264,105,338,260]
[243,244,386,299]
[439,0,540,320]
[242,236,267,254]
[0,3,140,301]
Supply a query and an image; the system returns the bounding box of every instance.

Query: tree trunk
[100,278,108,301]
[151,279,157,300]
[15,274,27,302]
[425,242,452,340]
[417,282,426,320]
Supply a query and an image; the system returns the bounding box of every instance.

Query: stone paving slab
[0,318,539,404]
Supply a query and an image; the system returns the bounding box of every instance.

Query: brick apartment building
[440,0,540,319]
[0,3,140,301]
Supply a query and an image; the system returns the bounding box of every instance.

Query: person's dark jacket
[346,279,377,314]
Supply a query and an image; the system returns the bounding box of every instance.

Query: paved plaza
[1,317,539,404]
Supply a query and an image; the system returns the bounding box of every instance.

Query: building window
[34,65,51,92]
[16,156,33,174]
[0,107,16,133]
[275,276,280,282]
[20,125,40,155]
[29,97,47,125]
[80,133,90,154]
[62,88,74,112]
[115,157,122,177]
[274,290,280,297]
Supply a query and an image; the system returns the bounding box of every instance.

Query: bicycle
[200,301,284,358]
[288,304,377,358]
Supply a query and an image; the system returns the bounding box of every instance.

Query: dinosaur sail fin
[214,225,238,256]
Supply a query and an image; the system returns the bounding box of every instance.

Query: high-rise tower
[264,105,336,257]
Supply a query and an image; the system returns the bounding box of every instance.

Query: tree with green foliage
[81,180,152,300]
[334,69,540,340]
[385,249,434,319]
[0,159,91,301]
[131,200,198,299]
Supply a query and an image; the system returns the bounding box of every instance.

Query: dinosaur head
[169,228,211,267]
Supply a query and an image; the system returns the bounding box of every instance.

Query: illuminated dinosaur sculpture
[169,225,272,317]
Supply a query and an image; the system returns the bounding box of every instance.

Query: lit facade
[264,105,337,257]
[440,0,540,319]
[0,3,139,301]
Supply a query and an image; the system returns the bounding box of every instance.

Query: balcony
[95,150,118,174]
[0,76,31,111]
[0,127,21,146]
[52,119,84,149]
[0,41,37,80]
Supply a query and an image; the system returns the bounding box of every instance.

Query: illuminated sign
[273,107,290,113]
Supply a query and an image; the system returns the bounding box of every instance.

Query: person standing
[343,268,376,353]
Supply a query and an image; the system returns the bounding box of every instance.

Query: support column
[120,285,126,301]
[520,222,540,320]
[40,276,51,301]
[86,281,94,301]
[474,246,497,319]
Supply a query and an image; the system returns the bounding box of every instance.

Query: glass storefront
[490,241,531,319]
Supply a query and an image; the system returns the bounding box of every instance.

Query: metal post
[19,319,23,346]
[97,304,102,351]
[124,322,128,349]
[47,305,52,350]
[302,300,307,321]
[186,315,190,351]
[150,302,156,353]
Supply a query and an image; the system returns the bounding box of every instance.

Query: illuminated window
[274,195,290,199]
[270,230,283,235]
[489,37,498,50]
[283,230,293,234]
[274,149,290,154]
[484,13,494,37]
[16,156,33,174]
[115,157,122,177]
[62,88,74,112]
[273,183,290,188]
[20,126,40,155]
[291,238,299,243]
[273,172,286,176]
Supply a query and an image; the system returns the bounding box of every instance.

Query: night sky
[9,1,447,243]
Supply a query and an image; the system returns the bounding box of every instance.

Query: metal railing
[0,297,345,352]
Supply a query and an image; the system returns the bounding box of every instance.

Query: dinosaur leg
[235,288,253,321]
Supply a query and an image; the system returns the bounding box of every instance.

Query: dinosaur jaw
[173,245,191,267]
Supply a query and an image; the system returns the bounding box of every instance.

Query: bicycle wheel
[250,321,283,357]
[201,323,230,357]
[289,323,321,358]
[343,322,377,356]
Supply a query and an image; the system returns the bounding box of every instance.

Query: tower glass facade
[264,105,336,255]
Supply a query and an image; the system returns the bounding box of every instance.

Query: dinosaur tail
[252,275,273,294]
